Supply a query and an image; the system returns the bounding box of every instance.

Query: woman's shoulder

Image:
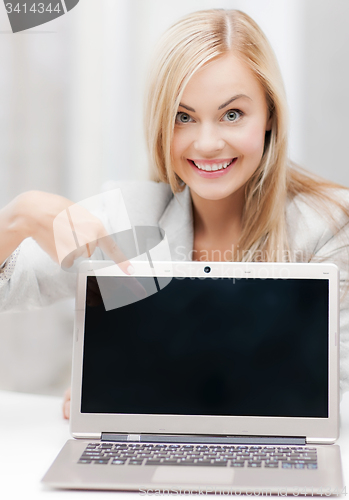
[286,187,349,224]
[101,180,173,226]
[286,187,349,255]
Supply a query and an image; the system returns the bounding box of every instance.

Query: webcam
[204,266,211,274]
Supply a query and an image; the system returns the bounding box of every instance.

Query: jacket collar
[158,185,194,261]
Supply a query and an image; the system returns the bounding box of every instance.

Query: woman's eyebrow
[218,94,252,109]
[178,94,252,113]
[178,103,195,112]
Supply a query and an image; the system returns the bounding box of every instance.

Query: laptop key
[165,462,195,466]
[230,462,245,467]
[111,460,127,465]
[209,462,228,467]
[166,461,215,467]
[196,461,222,466]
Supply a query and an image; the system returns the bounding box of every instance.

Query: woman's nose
[193,124,225,154]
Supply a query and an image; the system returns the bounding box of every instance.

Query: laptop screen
[81,276,329,418]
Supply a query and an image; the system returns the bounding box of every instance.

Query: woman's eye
[223,109,242,122]
[176,112,192,123]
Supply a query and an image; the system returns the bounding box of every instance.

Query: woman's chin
[188,184,239,202]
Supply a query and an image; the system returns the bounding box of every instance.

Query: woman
[1,9,348,418]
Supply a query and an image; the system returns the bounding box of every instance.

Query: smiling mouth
[188,159,236,172]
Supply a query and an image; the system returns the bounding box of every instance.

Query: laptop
[42,260,344,494]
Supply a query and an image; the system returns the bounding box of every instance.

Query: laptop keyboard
[77,443,318,469]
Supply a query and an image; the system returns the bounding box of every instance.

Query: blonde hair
[144,9,349,262]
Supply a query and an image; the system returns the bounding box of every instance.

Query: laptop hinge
[101,433,306,445]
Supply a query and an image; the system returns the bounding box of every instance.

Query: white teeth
[193,160,233,171]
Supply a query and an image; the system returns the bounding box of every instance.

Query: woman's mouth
[187,158,237,178]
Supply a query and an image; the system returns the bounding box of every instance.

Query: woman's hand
[62,387,71,420]
[0,190,133,273]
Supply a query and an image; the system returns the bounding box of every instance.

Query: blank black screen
[81,276,329,417]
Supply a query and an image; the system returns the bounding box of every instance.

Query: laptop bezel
[70,260,340,444]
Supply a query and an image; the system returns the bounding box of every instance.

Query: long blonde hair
[144,9,349,262]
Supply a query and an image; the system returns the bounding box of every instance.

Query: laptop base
[42,439,344,495]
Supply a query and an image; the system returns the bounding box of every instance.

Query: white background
[0,0,348,394]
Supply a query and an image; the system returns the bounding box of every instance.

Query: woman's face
[171,52,272,201]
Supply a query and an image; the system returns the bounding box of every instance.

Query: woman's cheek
[235,123,267,157]
[172,129,190,158]
[171,133,184,165]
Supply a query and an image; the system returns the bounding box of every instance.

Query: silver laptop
[42,260,344,494]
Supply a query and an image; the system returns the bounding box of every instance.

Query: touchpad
[152,466,234,485]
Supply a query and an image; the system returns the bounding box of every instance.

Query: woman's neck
[190,187,245,244]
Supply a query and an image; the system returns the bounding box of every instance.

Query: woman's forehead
[180,53,266,108]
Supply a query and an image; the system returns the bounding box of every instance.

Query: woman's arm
[0,193,31,266]
[310,220,349,397]
[0,190,133,310]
